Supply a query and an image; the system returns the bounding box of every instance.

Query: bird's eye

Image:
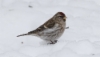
[58,16,63,18]
[58,16,66,21]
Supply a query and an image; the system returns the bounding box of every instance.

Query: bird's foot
[49,40,58,44]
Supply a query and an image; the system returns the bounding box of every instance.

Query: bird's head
[53,12,67,22]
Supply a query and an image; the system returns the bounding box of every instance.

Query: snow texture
[0,0,100,57]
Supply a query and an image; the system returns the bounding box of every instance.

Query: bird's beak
[64,16,67,19]
[63,16,67,21]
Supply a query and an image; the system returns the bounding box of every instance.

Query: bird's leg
[54,40,58,43]
[50,40,54,44]
[50,40,58,44]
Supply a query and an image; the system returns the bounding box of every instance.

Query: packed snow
[0,0,100,57]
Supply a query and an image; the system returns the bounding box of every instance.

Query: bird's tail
[17,33,29,37]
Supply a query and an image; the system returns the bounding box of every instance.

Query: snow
[66,40,94,54]
[0,0,100,57]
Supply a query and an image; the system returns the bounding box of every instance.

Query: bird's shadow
[39,41,56,45]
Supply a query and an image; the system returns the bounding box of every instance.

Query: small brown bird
[17,12,67,44]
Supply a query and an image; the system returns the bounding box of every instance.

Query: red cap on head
[58,12,65,16]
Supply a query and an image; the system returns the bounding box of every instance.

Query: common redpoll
[17,12,67,44]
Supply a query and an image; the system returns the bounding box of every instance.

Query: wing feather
[28,19,55,34]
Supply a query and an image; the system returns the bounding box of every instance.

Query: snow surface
[0,0,100,57]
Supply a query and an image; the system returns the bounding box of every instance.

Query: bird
[17,12,67,44]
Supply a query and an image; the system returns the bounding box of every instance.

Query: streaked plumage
[17,12,67,44]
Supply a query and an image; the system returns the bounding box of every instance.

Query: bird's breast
[37,23,65,40]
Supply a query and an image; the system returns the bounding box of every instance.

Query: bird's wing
[44,19,55,28]
[28,19,55,34]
